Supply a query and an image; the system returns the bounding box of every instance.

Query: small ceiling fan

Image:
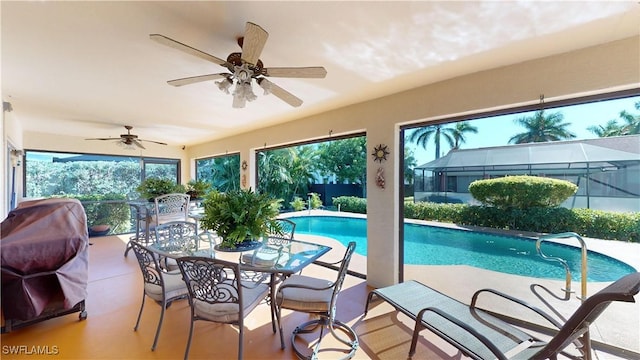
[150,21,327,108]
[85,126,167,150]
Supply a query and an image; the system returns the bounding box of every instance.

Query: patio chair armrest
[414,307,509,360]
[471,288,563,329]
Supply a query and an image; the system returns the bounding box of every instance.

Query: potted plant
[200,188,283,250]
[185,179,211,200]
[136,177,186,200]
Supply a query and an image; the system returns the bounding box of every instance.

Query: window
[24,151,180,198]
[195,153,240,192]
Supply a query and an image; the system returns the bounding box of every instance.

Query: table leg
[270,273,277,333]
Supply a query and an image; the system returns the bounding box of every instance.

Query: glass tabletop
[147,236,331,275]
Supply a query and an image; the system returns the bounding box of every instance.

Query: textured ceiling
[2,1,639,147]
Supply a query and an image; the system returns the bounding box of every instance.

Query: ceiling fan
[85,126,167,150]
[150,21,327,108]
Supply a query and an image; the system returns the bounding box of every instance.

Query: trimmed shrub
[336,196,639,242]
[468,175,577,209]
[332,196,366,214]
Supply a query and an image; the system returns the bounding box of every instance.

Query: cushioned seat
[176,256,272,360]
[275,242,358,359]
[130,241,188,351]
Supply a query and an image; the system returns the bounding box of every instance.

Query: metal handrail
[536,232,591,359]
[536,232,588,302]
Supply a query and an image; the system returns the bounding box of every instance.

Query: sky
[409,95,640,166]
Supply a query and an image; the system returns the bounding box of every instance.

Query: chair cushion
[241,251,287,267]
[277,275,333,313]
[194,283,269,323]
[144,272,188,302]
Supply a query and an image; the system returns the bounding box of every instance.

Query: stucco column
[365,123,400,288]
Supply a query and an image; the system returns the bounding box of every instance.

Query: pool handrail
[536,232,588,302]
[536,232,591,360]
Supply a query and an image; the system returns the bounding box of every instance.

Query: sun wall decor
[372,144,389,163]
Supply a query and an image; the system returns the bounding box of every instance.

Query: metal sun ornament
[372,144,390,163]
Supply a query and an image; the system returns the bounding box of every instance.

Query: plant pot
[214,240,263,252]
[89,224,111,237]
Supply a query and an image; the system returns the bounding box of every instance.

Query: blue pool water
[289,215,636,282]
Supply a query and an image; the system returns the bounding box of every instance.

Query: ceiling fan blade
[263,66,327,78]
[167,73,229,87]
[241,22,268,66]
[150,34,229,67]
[85,137,120,141]
[140,139,168,146]
[258,78,303,107]
[131,139,146,150]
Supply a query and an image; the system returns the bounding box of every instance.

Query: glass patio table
[146,236,332,331]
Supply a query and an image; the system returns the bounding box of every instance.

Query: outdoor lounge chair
[364,272,640,360]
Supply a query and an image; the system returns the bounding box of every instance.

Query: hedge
[468,175,577,209]
[332,196,639,242]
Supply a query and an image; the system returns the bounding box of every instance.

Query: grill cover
[1,198,89,321]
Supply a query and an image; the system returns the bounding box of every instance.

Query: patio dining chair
[176,256,271,360]
[129,240,188,351]
[155,221,214,271]
[275,241,358,359]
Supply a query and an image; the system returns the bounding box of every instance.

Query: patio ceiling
[3,1,640,147]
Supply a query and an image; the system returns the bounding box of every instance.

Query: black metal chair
[176,256,270,360]
[275,241,358,359]
[129,240,188,351]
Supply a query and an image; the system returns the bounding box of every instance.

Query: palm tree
[587,119,624,137]
[508,110,576,144]
[450,122,478,149]
[407,125,453,159]
[408,122,478,159]
[619,101,640,135]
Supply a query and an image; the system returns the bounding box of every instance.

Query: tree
[196,155,239,192]
[317,136,367,185]
[407,125,453,159]
[619,101,640,135]
[407,121,478,159]
[450,122,478,149]
[508,110,576,144]
[257,149,292,201]
[587,101,639,137]
[403,146,417,186]
[587,119,624,137]
[286,145,319,197]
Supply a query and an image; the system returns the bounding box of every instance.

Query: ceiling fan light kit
[151,21,326,108]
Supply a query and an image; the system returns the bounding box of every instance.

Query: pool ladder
[536,232,592,360]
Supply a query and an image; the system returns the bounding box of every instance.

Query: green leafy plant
[290,196,306,211]
[200,189,283,249]
[468,175,577,209]
[67,193,130,234]
[186,179,211,199]
[309,192,323,209]
[136,177,186,200]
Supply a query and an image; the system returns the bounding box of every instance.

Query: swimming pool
[288,215,636,282]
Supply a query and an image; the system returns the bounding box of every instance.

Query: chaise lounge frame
[364,272,640,360]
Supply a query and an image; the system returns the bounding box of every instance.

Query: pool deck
[286,210,640,358]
